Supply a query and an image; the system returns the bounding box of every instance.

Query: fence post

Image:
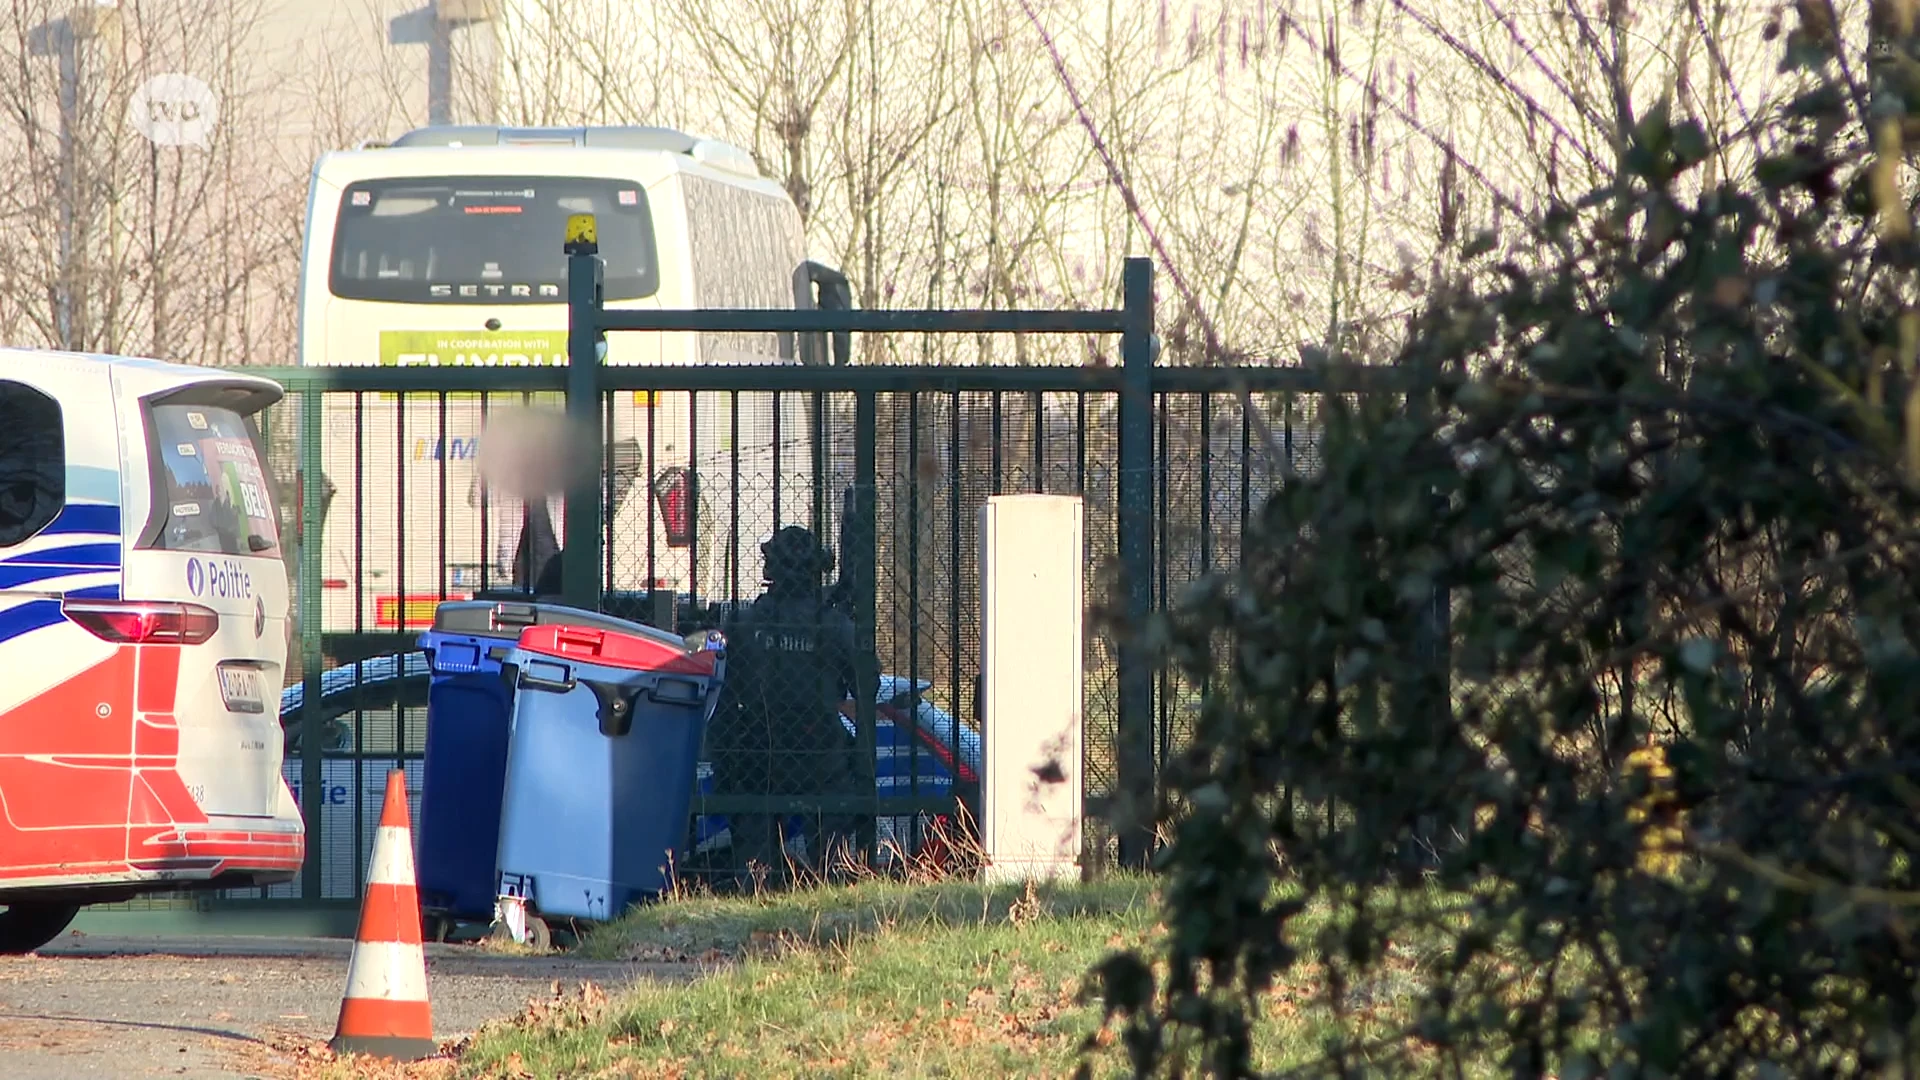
[852,391,879,857]
[812,392,829,536]
[297,388,325,899]
[1393,389,1454,878]
[1116,256,1156,869]
[563,219,605,611]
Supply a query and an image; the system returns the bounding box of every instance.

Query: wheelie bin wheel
[525,916,552,951]
[489,913,552,951]
[0,903,81,955]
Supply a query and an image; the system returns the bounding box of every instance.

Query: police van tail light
[63,599,220,645]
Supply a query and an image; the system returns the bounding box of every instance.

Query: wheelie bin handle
[491,602,540,628]
[515,659,576,694]
[645,677,704,705]
[548,626,610,658]
[427,640,485,674]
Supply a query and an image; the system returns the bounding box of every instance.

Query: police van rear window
[146,405,281,558]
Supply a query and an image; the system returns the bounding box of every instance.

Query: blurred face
[475,406,592,499]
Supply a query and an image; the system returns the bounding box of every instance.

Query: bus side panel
[674,171,816,600]
[294,160,337,369]
[318,393,528,633]
[608,393,691,597]
[318,392,708,631]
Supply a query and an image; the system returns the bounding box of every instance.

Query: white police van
[0,349,304,953]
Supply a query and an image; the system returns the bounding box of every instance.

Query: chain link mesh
[245,383,1340,903]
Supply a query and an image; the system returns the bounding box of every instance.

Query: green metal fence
[147,253,1418,914]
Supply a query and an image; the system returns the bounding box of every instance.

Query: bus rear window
[145,405,281,558]
[328,176,660,304]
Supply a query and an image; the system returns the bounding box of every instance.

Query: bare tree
[0,0,300,364]
[0,0,1832,375]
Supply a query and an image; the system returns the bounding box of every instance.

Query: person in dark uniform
[710,525,866,887]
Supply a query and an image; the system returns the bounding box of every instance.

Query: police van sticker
[618,189,638,205]
[176,442,197,457]
[187,412,209,430]
[187,556,253,600]
[351,191,371,206]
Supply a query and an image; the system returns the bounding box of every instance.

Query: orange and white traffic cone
[329,769,436,1061]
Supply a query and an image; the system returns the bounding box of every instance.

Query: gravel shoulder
[0,935,697,1078]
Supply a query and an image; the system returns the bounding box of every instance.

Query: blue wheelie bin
[494,622,725,933]
[415,600,684,938]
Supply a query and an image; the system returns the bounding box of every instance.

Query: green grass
[302,878,1486,1079]
[458,884,1149,1078]
[409,877,1450,1080]
[567,875,1154,963]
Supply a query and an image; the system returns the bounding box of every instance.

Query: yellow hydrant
[1623,743,1685,878]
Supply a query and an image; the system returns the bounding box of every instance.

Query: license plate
[218,665,267,714]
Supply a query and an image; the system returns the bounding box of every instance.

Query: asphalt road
[0,935,696,1078]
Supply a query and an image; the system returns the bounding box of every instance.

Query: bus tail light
[63,600,221,645]
[652,467,692,548]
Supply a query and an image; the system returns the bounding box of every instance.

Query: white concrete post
[978,494,1084,884]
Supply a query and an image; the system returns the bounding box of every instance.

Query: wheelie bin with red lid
[493,622,725,945]
[415,599,686,940]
